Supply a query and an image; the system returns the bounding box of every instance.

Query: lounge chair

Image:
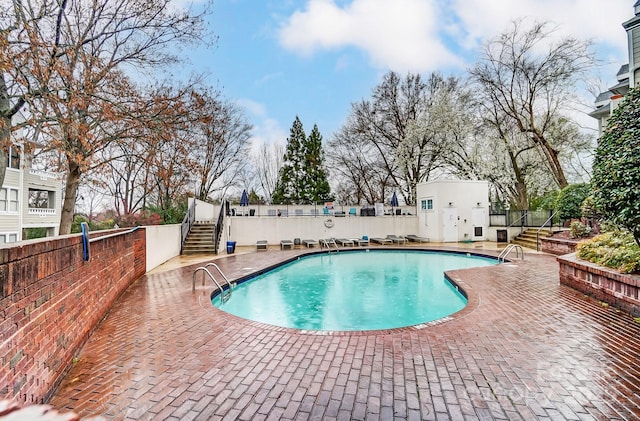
[405,234,430,243]
[353,236,369,246]
[386,235,407,245]
[336,238,355,247]
[280,240,293,250]
[256,240,268,251]
[303,239,319,248]
[371,237,392,245]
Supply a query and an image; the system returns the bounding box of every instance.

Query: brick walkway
[48,247,640,420]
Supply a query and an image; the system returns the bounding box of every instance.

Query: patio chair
[349,207,357,216]
[386,235,407,245]
[280,239,293,250]
[256,240,268,251]
[354,236,369,246]
[336,238,355,247]
[294,238,302,249]
[405,234,430,243]
[302,239,319,248]
[370,237,392,245]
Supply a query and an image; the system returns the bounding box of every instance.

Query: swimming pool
[212,250,495,331]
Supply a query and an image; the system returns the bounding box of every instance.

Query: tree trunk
[0,73,12,190]
[59,162,82,234]
[534,133,568,188]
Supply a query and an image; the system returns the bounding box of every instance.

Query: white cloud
[277,0,462,72]
[278,0,631,72]
[235,98,287,154]
[450,0,629,54]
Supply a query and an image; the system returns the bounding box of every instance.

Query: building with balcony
[1,116,62,243]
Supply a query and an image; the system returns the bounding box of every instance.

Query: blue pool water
[212,250,495,331]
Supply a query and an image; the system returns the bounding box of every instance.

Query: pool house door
[442,207,458,242]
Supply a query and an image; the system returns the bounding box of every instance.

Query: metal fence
[489,209,556,227]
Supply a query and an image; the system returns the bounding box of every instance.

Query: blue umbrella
[240,189,249,207]
[390,192,399,207]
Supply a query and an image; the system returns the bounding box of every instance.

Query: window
[421,199,434,211]
[0,233,18,244]
[29,189,52,208]
[8,146,20,169]
[0,188,19,212]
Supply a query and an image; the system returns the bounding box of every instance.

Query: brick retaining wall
[0,228,146,404]
[558,253,640,317]
[540,237,579,256]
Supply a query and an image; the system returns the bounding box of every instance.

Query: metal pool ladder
[321,238,339,253]
[498,244,524,263]
[192,262,234,302]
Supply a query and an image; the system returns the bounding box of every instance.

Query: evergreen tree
[303,124,332,204]
[272,117,332,204]
[272,116,306,204]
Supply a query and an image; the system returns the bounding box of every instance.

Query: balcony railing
[28,207,57,216]
[28,169,59,180]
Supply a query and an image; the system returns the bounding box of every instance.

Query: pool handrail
[203,263,233,291]
[192,266,232,302]
[498,244,524,263]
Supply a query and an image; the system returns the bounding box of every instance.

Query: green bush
[555,183,590,221]
[592,86,640,246]
[576,231,640,274]
[569,221,591,238]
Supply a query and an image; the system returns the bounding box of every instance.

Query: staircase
[511,228,553,251]
[182,223,216,254]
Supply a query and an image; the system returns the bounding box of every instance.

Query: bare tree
[469,20,595,189]
[188,92,253,201]
[252,142,284,203]
[330,71,468,205]
[327,119,394,205]
[1,0,211,233]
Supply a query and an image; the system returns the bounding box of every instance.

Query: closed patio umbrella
[240,189,249,207]
[390,192,399,207]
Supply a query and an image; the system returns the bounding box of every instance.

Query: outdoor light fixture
[448,202,453,207]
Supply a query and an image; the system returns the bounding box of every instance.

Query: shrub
[592,85,640,246]
[569,221,591,238]
[115,211,162,227]
[576,231,640,274]
[554,183,590,221]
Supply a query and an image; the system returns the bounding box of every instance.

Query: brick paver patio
[48,247,640,420]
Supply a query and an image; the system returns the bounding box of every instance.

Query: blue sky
[183,0,632,150]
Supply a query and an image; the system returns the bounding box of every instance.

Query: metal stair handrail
[498,244,524,263]
[213,200,227,254]
[505,210,528,234]
[535,210,558,251]
[180,200,197,253]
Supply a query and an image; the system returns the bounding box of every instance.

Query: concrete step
[511,238,539,251]
[182,223,217,255]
